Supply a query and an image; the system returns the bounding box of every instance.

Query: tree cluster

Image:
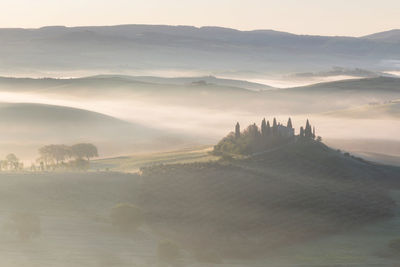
[35,143,98,171]
[215,118,295,155]
[214,118,320,155]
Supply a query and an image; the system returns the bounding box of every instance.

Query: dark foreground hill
[139,141,398,258]
[0,141,399,264]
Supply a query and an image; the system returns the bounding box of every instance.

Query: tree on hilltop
[305,119,312,138]
[272,118,278,136]
[235,122,240,138]
[266,120,271,136]
[261,118,267,137]
[71,143,98,161]
[300,127,305,138]
[287,118,293,128]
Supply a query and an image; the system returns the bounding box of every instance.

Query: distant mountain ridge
[0,24,399,74]
[363,29,400,43]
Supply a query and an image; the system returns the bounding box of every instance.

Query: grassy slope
[0,172,157,267]
[0,142,399,265]
[91,146,218,172]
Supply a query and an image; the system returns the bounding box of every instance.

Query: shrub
[158,240,180,265]
[110,203,144,233]
[194,250,222,264]
[389,239,400,252]
[8,212,41,241]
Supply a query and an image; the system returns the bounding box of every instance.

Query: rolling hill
[264,77,400,113]
[1,75,400,116]
[0,103,186,161]
[286,76,400,93]
[139,140,399,258]
[324,100,400,119]
[93,74,274,91]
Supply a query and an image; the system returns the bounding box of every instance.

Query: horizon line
[0,23,398,38]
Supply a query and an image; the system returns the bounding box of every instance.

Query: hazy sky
[1,0,399,36]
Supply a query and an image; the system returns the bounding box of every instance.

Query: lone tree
[71,143,98,161]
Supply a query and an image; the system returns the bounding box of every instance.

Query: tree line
[0,143,99,172]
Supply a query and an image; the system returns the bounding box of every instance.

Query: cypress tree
[261,118,267,137]
[235,122,240,138]
[300,127,305,138]
[266,120,271,136]
[247,123,259,139]
[272,118,278,136]
[287,117,293,129]
[305,119,312,138]
[312,126,316,139]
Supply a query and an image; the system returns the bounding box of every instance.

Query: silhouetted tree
[305,119,312,138]
[300,127,305,138]
[235,122,240,139]
[0,160,6,171]
[261,118,267,137]
[266,120,271,136]
[272,118,278,136]
[246,123,260,139]
[40,161,45,172]
[39,145,71,165]
[71,143,98,161]
[6,154,19,170]
[287,118,293,128]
